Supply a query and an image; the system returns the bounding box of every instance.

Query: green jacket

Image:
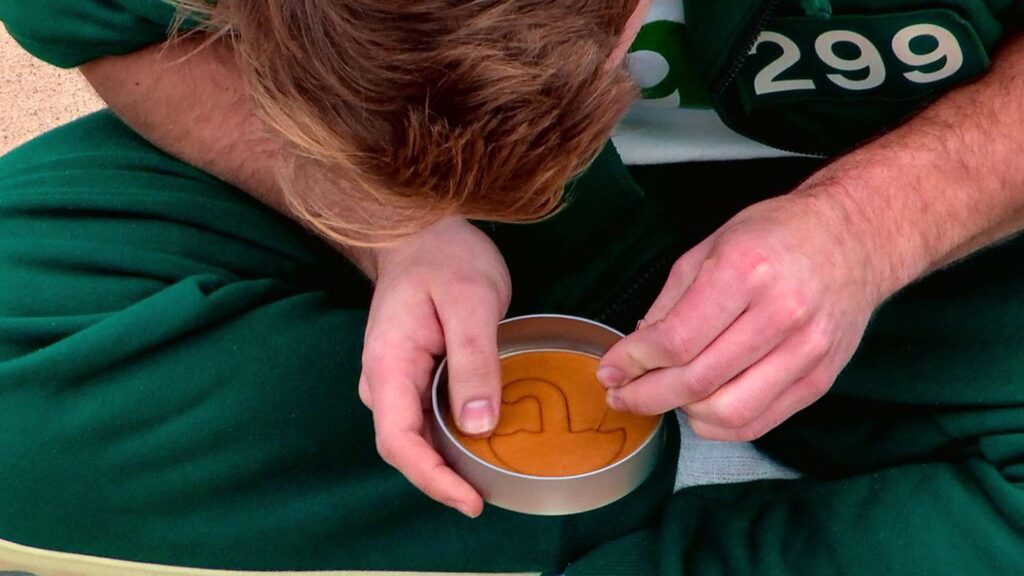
[688,0,1022,154]
[1,0,1019,155]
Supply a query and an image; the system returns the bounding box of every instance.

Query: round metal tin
[431,314,665,515]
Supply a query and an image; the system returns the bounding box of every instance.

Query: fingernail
[606,391,625,411]
[635,318,647,331]
[597,366,626,388]
[444,497,479,518]
[459,399,496,435]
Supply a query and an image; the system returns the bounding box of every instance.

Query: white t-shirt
[612,0,802,164]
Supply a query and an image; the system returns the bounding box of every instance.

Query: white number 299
[751,23,965,96]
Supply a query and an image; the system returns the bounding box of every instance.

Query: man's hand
[597,193,883,441]
[359,216,510,518]
[599,34,1024,441]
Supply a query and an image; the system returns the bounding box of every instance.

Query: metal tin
[431,314,665,515]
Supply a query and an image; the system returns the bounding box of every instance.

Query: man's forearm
[80,37,378,276]
[797,34,1024,299]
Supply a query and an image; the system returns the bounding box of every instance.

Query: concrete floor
[1,26,104,155]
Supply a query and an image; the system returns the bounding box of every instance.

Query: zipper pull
[795,0,832,19]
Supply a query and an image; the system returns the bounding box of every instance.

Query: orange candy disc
[450,350,659,477]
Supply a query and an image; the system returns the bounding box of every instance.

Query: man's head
[175,0,642,244]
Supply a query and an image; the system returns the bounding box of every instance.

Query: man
[2,0,1024,574]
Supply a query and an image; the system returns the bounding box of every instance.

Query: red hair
[174,0,639,244]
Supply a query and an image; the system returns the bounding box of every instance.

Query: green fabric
[0,0,176,68]
[564,167,1024,575]
[560,192,1024,574]
[687,0,1021,154]
[796,0,835,18]
[0,110,692,573]
[5,111,1024,575]
[4,0,1024,572]
[3,0,1021,156]
[628,20,712,108]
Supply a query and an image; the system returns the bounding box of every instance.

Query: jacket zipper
[709,0,830,158]
[711,0,783,97]
[596,253,675,325]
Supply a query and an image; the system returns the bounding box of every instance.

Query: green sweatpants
[2,111,1023,575]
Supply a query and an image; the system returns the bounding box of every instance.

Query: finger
[367,358,484,517]
[604,306,796,414]
[604,365,699,415]
[358,373,372,409]
[434,285,505,437]
[359,370,421,410]
[599,256,750,387]
[683,324,831,430]
[642,239,714,325]
[363,289,481,516]
[688,360,835,442]
[362,285,445,405]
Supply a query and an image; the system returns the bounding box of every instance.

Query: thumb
[435,286,505,437]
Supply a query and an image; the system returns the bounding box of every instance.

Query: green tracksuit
[2,1,1024,575]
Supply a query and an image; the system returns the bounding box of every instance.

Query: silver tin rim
[431,314,665,514]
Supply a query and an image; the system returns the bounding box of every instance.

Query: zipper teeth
[596,254,675,324]
[712,0,782,97]
[709,0,830,158]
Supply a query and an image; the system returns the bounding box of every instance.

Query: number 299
[751,23,964,95]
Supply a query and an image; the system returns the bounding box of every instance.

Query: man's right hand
[359,215,510,517]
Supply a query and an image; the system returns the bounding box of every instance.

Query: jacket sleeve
[0,0,182,68]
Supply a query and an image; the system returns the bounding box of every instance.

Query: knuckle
[361,343,384,361]
[493,286,511,308]
[684,370,720,402]
[361,334,394,366]
[360,354,387,381]
[358,383,372,409]
[386,268,430,292]
[442,273,509,310]
[733,424,770,442]
[658,322,697,364]
[490,273,512,304]
[726,245,774,288]
[714,397,760,429]
[804,325,833,360]
[694,419,770,442]
[449,372,499,398]
[611,393,636,414]
[361,352,408,386]
[449,353,500,391]
[668,258,693,281]
[405,268,433,286]
[374,435,398,464]
[453,332,488,355]
[806,374,833,396]
[776,291,812,326]
[615,389,659,415]
[443,273,487,297]
[690,421,732,442]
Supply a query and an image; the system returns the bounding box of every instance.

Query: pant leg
[0,111,683,573]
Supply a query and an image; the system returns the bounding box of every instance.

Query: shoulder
[0,0,180,68]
